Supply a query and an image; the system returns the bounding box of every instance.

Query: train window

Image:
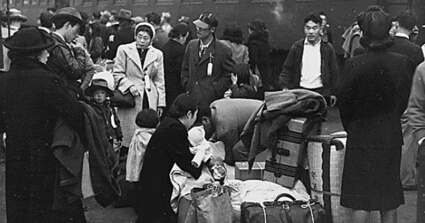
[31,0,38,5]
[181,0,202,5]
[156,0,173,5]
[114,0,126,5]
[134,0,148,5]
[23,0,29,5]
[214,0,238,3]
[82,0,92,5]
[388,0,407,3]
[39,0,47,5]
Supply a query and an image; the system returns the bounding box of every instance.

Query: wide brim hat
[3,27,54,52]
[52,7,84,28]
[193,12,218,29]
[85,79,114,97]
[116,9,132,21]
[3,8,27,22]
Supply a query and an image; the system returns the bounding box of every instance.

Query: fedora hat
[52,7,84,28]
[2,8,27,22]
[3,27,54,52]
[116,9,132,21]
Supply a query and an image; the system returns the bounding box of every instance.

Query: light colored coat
[113,42,165,146]
[126,127,156,182]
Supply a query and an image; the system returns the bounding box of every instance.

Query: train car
[5,0,422,54]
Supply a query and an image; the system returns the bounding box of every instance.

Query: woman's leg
[381,208,397,223]
[352,209,370,223]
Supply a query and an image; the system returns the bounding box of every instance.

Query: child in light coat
[126,108,159,182]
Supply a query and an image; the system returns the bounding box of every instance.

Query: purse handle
[274,193,296,203]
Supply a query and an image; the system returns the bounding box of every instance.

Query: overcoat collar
[125,42,157,73]
[195,38,217,65]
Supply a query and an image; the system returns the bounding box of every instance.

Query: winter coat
[246,30,270,88]
[126,127,156,182]
[229,83,255,99]
[181,38,235,106]
[48,32,86,97]
[389,35,424,79]
[134,117,202,223]
[88,101,123,141]
[0,57,85,222]
[339,49,411,149]
[221,40,249,64]
[113,42,165,147]
[279,38,339,99]
[162,39,186,108]
[89,36,104,63]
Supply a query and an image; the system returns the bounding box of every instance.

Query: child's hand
[231,73,238,85]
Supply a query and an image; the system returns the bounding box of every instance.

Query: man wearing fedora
[0,8,27,72]
[103,9,134,59]
[181,12,235,106]
[47,7,87,98]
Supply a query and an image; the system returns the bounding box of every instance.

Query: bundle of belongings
[170,115,310,222]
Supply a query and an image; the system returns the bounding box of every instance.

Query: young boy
[85,72,123,152]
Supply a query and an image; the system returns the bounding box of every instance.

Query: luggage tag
[207,53,213,76]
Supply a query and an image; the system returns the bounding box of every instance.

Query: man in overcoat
[181,12,235,106]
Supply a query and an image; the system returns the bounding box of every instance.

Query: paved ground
[0,106,417,222]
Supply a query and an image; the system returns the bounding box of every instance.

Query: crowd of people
[0,4,425,223]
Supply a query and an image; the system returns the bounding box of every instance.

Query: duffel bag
[241,193,325,223]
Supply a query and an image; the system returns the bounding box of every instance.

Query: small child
[85,71,123,153]
[126,108,159,182]
[224,63,256,99]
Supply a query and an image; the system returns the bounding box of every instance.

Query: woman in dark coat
[134,93,203,223]
[338,10,411,223]
[0,27,86,222]
[246,19,270,96]
[162,23,189,113]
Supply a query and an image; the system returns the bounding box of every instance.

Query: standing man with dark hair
[389,9,424,191]
[181,12,235,106]
[48,7,87,98]
[390,10,424,76]
[38,11,54,33]
[279,12,339,107]
[145,11,168,50]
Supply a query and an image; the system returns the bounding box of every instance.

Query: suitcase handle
[274,193,296,203]
[306,135,345,150]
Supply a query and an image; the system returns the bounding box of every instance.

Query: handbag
[241,193,325,223]
[110,89,135,108]
[190,183,233,223]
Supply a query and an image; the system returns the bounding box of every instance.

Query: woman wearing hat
[0,27,86,222]
[339,9,412,223]
[113,22,165,151]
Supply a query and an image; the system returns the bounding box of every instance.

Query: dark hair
[89,22,102,37]
[318,11,327,17]
[194,103,211,125]
[233,63,251,85]
[93,11,101,20]
[39,12,53,29]
[145,12,161,26]
[8,50,42,62]
[396,10,417,31]
[168,93,198,118]
[304,13,322,25]
[169,23,188,38]
[53,17,80,30]
[135,25,154,39]
[221,22,244,44]
[135,108,159,128]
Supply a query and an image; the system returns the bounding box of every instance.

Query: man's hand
[330,95,337,107]
[157,107,164,117]
[231,73,238,85]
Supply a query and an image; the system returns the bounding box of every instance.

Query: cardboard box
[235,162,265,180]
[263,117,319,188]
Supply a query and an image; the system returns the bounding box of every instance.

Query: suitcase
[263,117,319,188]
[235,161,265,180]
[241,193,325,223]
[306,132,380,223]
